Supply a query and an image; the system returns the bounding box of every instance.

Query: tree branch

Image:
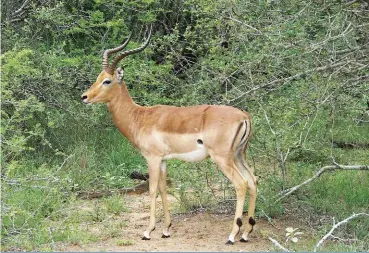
[275,164,369,202]
[268,237,292,252]
[314,213,369,252]
[230,61,350,102]
[13,0,31,16]
[227,16,262,34]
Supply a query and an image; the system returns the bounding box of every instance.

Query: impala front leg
[142,157,162,240]
[158,161,172,238]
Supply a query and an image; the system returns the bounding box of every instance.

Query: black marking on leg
[236,218,243,227]
[249,227,254,233]
[197,139,203,145]
[249,217,256,226]
[151,226,156,232]
[240,238,249,243]
[168,222,172,228]
[142,236,150,240]
[162,234,170,238]
[225,240,234,245]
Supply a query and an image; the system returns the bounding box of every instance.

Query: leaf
[295,232,304,235]
[286,227,294,233]
[291,237,299,243]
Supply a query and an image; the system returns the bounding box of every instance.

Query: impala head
[81,25,152,104]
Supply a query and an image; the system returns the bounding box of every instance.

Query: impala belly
[157,131,209,162]
[163,146,208,162]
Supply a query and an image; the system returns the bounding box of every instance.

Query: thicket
[1,0,368,251]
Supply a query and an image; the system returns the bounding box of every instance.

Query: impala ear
[115,67,124,83]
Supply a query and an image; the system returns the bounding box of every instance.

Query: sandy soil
[61,192,308,252]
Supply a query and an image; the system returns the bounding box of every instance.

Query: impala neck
[107,83,140,146]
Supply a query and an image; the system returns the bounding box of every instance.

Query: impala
[81,26,257,244]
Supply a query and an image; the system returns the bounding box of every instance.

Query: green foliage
[103,194,127,215]
[1,50,45,161]
[116,238,135,246]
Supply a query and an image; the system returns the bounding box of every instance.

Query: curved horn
[109,24,152,72]
[102,32,132,71]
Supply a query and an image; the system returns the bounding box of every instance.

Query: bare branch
[275,163,369,202]
[13,0,31,16]
[268,236,292,252]
[314,213,369,252]
[227,16,262,34]
[230,61,351,102]
[229,7,262,34]
[345,0,359,6]
[10,0,32,22]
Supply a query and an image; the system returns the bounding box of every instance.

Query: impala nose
[81,95,87,101]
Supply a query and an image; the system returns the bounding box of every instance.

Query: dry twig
[275,163,368,202]
[268,236,292,252]
[314,213,369,252]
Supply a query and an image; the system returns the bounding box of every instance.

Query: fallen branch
[268,236,292,252]
[275,164,368,202]
[314,213,369,252]
[130,171,149,181]
[332,140,369,149]
[77,181,150,199]
[77,170,172,199]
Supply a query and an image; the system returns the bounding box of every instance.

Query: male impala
[81,26,257,244]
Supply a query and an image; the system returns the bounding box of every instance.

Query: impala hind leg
[235,152,257,242]
[209,153,247,244]
[158,161,172,238]
[143,157,162,240]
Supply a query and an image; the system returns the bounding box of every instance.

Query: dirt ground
[61,192,310,252]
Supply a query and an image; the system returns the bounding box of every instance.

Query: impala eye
[103,80,111,85]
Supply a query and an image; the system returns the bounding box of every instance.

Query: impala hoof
[240,238,248,243]
[162,234,170,238]
[142,236,151,240]
[225,240,234,245]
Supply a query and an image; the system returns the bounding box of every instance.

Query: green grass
[1,127,137,251]
[2,106,368,251]
[1,195,129,251]
[116,239,135,246]
[103,194,127,215]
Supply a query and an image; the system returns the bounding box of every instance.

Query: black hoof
[240,238,249,243]
[225,240,234,245]
[162,234,170,238]
[142,236,151,240]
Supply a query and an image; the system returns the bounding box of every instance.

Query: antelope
[81,26,257,244]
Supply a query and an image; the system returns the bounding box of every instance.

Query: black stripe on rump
[231,122,244,150]
[240,121,248,143]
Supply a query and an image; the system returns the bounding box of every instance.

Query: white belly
[163,147,208,162]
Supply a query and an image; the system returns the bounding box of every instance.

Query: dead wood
[77,171,172,199]
[77,181,149,199]
[275,163,369,202]
[333,140,369,149]
[130,171,149,180]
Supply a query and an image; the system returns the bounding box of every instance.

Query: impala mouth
[81,95,91,104]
